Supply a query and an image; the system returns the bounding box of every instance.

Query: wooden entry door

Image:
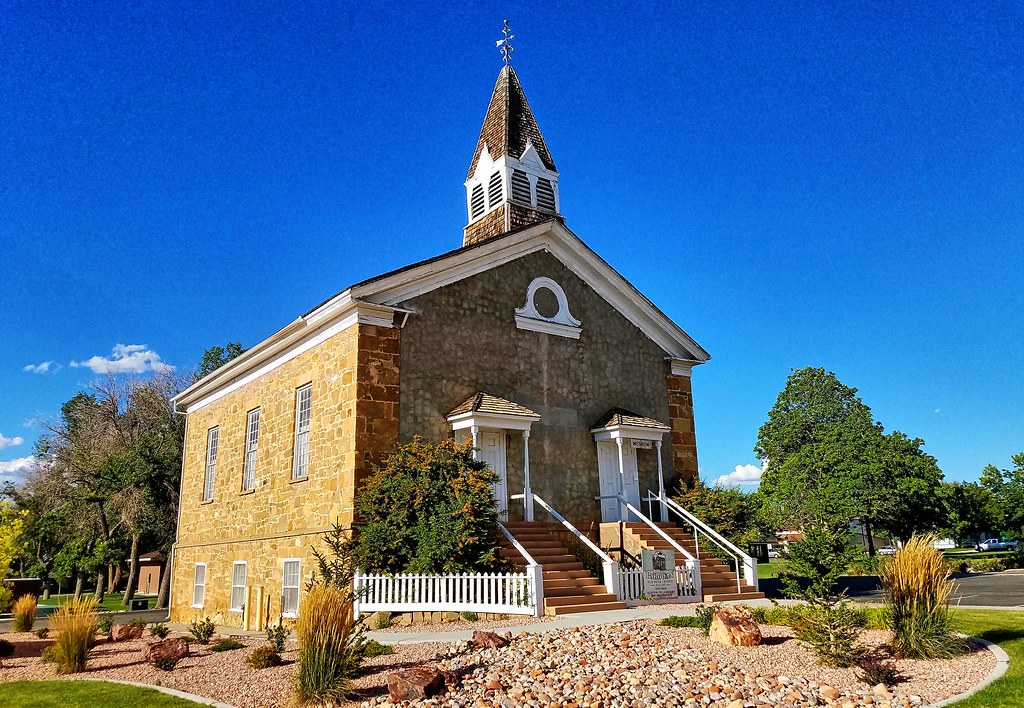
[597,441,641,521]
[476,431,508,516]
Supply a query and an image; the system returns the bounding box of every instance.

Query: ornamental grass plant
[295,584,363,705]
[48,597,99,674]
[880,535,967,659]
[11,594,38,632]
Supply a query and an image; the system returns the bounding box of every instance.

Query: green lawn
[757,560,783,579]
[37,593,155,613]
[952,609,1024,707]
[944,549,1015,560]
[0,680,201,707]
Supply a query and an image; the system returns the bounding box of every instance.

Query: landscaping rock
[143,638,189,665]
[472,630,510,649]
[709,606,762,647]
[110,624,144,642]
[387,666,445,701]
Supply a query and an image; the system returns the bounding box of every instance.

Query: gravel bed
[0,620,997,708]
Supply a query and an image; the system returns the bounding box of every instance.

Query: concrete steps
[501,522,625,616]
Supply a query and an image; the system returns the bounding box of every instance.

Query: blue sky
[1,2,1021,488]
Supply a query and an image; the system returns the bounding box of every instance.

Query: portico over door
[446,392,541,520]
[591,407,671,523]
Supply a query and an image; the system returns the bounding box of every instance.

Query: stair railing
[650,491,758,593]
[511,493,621,599]
[497,521,545,617]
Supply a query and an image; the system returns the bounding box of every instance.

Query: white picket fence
[619,563,700,606]
[352,569,541,618]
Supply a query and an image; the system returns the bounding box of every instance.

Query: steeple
[463,30,561,246]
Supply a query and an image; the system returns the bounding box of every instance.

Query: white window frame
[281,559,301,618]
[230,561,247,613]
[292,384,312,479]
[203,427,219,501]
[242,408,260,491]
[191,563,207,608]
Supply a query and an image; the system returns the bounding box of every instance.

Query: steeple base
[463,203,557,246]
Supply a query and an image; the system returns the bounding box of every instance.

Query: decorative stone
[820,685,840,700]
[708,606,762,647]
[473,630,510,649]
[110,624,144,641]
[387,667,446,702]
[144,638,189,665]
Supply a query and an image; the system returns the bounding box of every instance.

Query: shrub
[460,611,479,622]
[153,654,181,671]
[247,645,282,669]
[352,438,509,574]
[373,613,393,630]
[780,525,861,600]
[880,535,967,659]
[11,594,38,632]
[857,651,902,687]
[40,645,57,663]
[98,613,115,635]
[356,639,393,658]
[210,638,246,652]
[34,627,49,639]
[749,605,792,626]
[128,618,148,631]
[693,603,719,636]
[266,624,290,653]
[295,584,362,705]
[967,558,1005,573]
[150,623,169,639]
[789,598,865,668]
[658,615,702,629]
[0,638,15,658]
[189,617,216,644]
[0,580,13,614]
[48,597,99,674]
[1004,546,1024,569]
[946,559,969,575]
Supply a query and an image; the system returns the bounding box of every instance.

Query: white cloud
[714,463,763,488]
[0,455,36,483]
[71,343,174,375]
[0,434,24,450]
[23,361,58,374]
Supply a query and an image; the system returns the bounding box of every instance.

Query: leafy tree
[870,431,944,543]
[937,482,999,547]
[979,452,1024,538]
[0,503,27,610]
[672,482,764,548]
[352,437,508,574]
[197,341,245,379]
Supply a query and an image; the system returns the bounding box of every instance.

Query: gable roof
[467,65,556,179]
[590,407,670,432]
[174,219,709,414]
[447,392,539,419]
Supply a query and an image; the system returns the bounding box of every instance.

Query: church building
[170,49,760,625]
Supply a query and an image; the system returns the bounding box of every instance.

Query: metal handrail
[497,521,540,567]
[653,492,757,593]
[597,494,697,562]
[529,494,617,565]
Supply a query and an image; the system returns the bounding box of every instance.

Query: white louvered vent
[470,184,486,219]
[536,179,556,212]
[487,171,503,207]
[510,170,531,204]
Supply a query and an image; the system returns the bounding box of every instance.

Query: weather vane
[496,19,514,65]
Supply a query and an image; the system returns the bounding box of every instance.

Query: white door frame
[474,429,509,515]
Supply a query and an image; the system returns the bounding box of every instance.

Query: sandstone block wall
[666,373,699,490]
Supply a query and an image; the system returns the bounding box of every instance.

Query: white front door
[476,431,508,516]
[597,440,641,522]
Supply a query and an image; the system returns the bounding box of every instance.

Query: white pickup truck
[976,538,1019,552]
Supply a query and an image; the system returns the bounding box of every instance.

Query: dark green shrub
[128,618,147,631]
[780,525,861,600]
[150,623,169,639]
[34,627,49,639]
[967,558,1005,573]
[352,438,509,574]
[153,654,181,671]
[658,615,702,629]
[0,639,15,658]
[247,645,282,669]
[97,614,115,635]
[188,617,216,644]
[356,639,393,658]
[857,651,902,687]
[790,598,865,668]
[266,624,290,653]
[1004,546,1024,569]
[209,638,245,652]
[460,611,479,622]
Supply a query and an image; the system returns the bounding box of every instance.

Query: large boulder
[708,605,762,647]
[110,624,144,642]
[387,667,445,701]
[472,630,509,649]
[143,638,190,665]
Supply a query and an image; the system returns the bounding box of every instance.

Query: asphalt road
[761,569,1024,608]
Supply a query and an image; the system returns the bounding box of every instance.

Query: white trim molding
[668,358,704,377]
[447,411,540,433]
[515,276,581,339]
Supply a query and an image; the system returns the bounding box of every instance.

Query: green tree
[870,431,945,543]
[672,482,763,548]
[197,341,245,379]
[979,452,1024,538]
[937,482,999,547]
[352,437,507,574]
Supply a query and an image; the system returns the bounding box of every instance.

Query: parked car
[976,538,1019,552]
[877,546,898,556]
[767,549,781,559]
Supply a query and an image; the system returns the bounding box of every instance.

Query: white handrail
[497,521,539,567]
[531,494,616,565]
[496,521,545,617]
[656,493,757,592]
[603,494,697,562]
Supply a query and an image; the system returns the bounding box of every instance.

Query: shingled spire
[463,63,561,246]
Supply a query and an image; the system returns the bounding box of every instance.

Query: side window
[192,564,206,607]
[203,427,219,501]
[242,408,260,491]
[230,561,247,612]
[282,559,301,617]
[292,384,312,479]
